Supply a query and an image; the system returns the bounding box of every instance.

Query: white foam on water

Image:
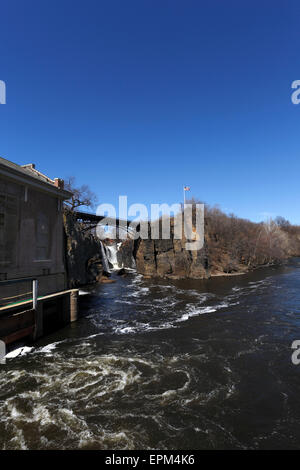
[232,286,242,292]
[248,278,272,289]
[174,299,233,325]
[5,346,33,359]
[115,327,136,334]
[114,299,134,305]
[152,298,178,307]
[129,274,143,285]
[36,343,58,354]
[177,306,217,323]
[104,276,243,334]
[0,363,106,448]
[0,341,244,450]
[157,284,175,290]
[127,287,150,298]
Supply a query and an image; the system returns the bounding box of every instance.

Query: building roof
[0,156,72,200]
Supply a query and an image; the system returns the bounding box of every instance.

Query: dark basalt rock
[64,211,103,287]
[117,239,136,269]
[135,230,209,280]
[117,268,127,276]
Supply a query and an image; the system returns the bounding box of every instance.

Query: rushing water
[1,259,300,449]
[106,244,121,270]
[100,242,111,273]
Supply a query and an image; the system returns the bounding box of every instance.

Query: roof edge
[0,157,72,200]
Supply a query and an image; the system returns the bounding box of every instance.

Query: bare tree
[275,216,291,229]
[64,176,98,212]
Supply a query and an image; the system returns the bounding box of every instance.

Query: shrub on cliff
[186,200,298,274]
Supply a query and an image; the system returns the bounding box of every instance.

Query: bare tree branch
[64,176,98,212]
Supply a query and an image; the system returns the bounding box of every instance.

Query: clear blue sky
[1,0,300,223]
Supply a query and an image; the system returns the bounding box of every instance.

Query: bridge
[74,210,141,236]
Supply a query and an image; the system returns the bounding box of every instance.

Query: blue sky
[1,0,300,222]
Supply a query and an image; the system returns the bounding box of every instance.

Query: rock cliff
[64,211,103,287]
[117,239,136,269]
[135,236,209,279]
[134,208,300,279]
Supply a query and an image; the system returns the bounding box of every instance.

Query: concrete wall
[0,289,78,349]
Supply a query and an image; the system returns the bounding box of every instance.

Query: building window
[36,212,50,260]
[0,193,18,265]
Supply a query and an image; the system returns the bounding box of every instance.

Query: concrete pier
[0,289,79,352]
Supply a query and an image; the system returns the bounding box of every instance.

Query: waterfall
[106,244,120,270]
[100,241,110,273]
[101,242,135,272]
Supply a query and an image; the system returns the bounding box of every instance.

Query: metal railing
[0,278,38,309]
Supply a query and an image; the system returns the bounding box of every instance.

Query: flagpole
[183,186,190,207]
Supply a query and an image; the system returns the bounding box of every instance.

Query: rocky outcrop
[64,211,103,287]
[117,239,136,269]
[133,209,300,280]
[65,205,300,283]
[135,237,209,279]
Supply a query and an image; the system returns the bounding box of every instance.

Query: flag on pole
[183,186,190,205]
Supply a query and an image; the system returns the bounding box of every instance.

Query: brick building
[0,157,72,305]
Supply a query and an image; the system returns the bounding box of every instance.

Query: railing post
[32,279,38,310]
[70,289,78,322]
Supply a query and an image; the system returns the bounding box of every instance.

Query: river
[1,258,300,449]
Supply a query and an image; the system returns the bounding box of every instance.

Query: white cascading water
[106,244,121,270]
[100,241,111,273]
